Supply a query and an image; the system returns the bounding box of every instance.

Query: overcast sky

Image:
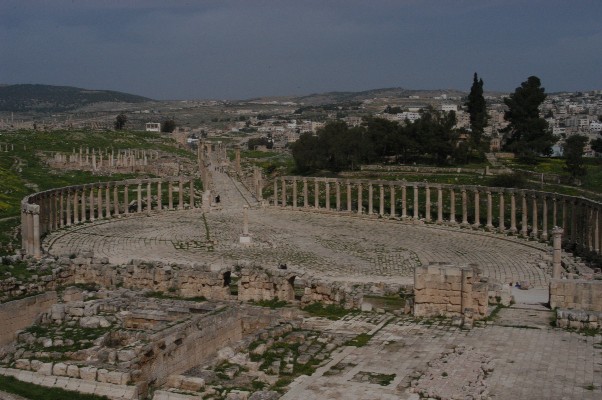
[1,0,601,100]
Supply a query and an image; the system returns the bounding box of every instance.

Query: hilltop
[0,84,152,112]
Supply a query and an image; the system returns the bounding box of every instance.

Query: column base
[239,235,252,244]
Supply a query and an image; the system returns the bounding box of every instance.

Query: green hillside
[0,84,152,112]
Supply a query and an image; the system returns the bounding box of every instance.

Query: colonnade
[272,177,602,255]
[21,177,198,257]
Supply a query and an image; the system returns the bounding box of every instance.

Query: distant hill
[0,84,152,112]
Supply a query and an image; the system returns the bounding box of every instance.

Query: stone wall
[413,263,488,320]
[0,292,57,348]
[237,267,296,302]
[549,279,602,312]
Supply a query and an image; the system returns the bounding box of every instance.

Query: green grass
[144,291,206,302]
[0,375,109,400]
[0,260,51,280]
[302,302,353,320]
[251,299,289,309]
[344,332,372,347]
[23,324,112,353]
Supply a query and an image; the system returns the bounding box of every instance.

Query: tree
[502,76,555,162]
[161,119,176,133]
[465,72,488,149]
[564,135,588,179]
[114,113,127,130]
[591,137,602,154]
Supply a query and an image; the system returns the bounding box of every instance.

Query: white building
[145,122,161,132]
[441,104,458,112]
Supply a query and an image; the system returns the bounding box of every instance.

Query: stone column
[379,184,384,216]
[357,183,363,215]
[335,181,341,211]
[178,178,184,210]
[437,186,443,223]
[552,196,557,229]
[273,179,278,206]
[156,182,162,211]
[401,185,407,218]
[97,186,103,219]
[325,181,331,211]
[314,179,319,209]
[531,194,539,238]
[413,185,419,219]
[552,227,563,279]
[52,194,59,230]
[80,189,87,222]
[73,190,79,224]
[89,187,95,222]
[498,191,505,232]
[281,177,287,207]
[486,190,493,230]
[292,179,298,209]
[461,188,468,226]
[66,191,72,226]
[346,181,351,211]
[509,191,517,233]
[32,205,41,259]
[105,185,111,217]
[113,186,120,217]
[147,182,152,215]
[368,183,373,215]
[521,192,528,237]
[168,181,173,210]
[473,189,480,228]
[303,179,309,208]
[20,205,27,251]
[137,183,142,213]
[541,196,548,241]
[424,185,431,222]
[449,188,456,224]
[59,191,64,228]
[189,179,195,208]
[390,185,396,217]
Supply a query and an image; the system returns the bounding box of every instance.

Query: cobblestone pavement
[283,313,602,400]
[45,165,554,287]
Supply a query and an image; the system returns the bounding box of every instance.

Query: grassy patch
[344,332,372,347]
[0,375,109,400]
[252,299,289,309]
[302,302,353,320]
[144,291,206,302]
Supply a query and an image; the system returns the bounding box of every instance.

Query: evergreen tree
[564,135,588,179]
[114,113,127,130]
[502,76,555,162]
[465,72,488,149]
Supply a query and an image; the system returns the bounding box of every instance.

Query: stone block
[38,362,53,375]
[80,366,98,381]
[97,368,109,383]
[180,376,205,391]
[67,364,80,378]
[15,359,31,370]
[53,362,68,376]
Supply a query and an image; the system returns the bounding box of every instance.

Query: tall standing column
[66,191,72,226]
[113,186,120,217]
[59,191,65,228]
[498,191,505,232]
[325,181,331,211]
[73,190,79,224]
[178,178,184,210]
[521,192,528,237]
[80,189,86,222]
[461,188,468,226]
[368,183,373,215]
[437,186,443,223]
[168,181,174,210]
[552,196,557,229]
[541,196,548,241]
[486,190,493,230]
[390,185,396,217]
[473,189,480,228]
[273,179,278,206]
[281,177,287,207]
[552,227,563,279]
[509,191,517,233]
[303,179,309,208]
[52,194,59,230]
[314,179,319,209]
[379,184,385,216]
[401,185,407,218]
[531,194,539,238]
[97,186,103,219]
[335,181,341,211]
[346,181,352,212]
[32,205,41,259]
[413,185,419,219]
[147,182,152,215]
[189,179,195,208]
[105,185,111,217]
[157,182,162,211]
[425,185,431,222]
[89,187,95,222]
[292,179,298,209]
[357,183,363,215]
[449,188,456,224]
